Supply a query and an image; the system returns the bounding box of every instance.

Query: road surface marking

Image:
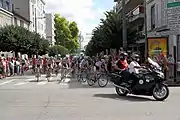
[62,78,71,83]
[36,81,48,85]
[14,82,27,86]
[0,80,14,85]
[25,78,35,82]
[59,83,68,85]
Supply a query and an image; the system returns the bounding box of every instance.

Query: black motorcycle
[110,58,169,101]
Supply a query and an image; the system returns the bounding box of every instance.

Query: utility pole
[144,0,148,58]
[122,0,127,50]
[34,7,38,59]
[35,8,37,33]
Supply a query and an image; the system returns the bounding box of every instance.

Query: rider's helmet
[119,52,128,60]
[131,54,140,62]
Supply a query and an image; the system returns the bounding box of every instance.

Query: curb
[168,84,180,87]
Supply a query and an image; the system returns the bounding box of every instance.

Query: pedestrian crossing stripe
[0,80,14,85]
[0,78,72,86]
[14,82,27,86]
[36,81,48,85]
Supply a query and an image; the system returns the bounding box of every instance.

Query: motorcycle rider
[113,52,130,86]
[129,54,145,88]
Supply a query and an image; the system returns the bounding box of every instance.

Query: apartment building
[12,4,31,30]
[0,0,13,27]
[114,0,144,14]
[12,0,46,38]
[114,0,145,55]
[45,13,55,46]
[146,0,180,59]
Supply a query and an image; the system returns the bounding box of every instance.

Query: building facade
[12,0,46,38]
[45,13,55,46]
[114,0,145,55]
[146,0,179,58]
[0,0,13,27]
[13,12,31,29]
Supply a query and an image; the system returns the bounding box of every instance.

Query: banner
[148,37,168,58]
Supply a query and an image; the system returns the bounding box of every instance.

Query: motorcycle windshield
[147,57,161,70]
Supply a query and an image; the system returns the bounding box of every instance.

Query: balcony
[115,0,143,14]
[127,5,144,23]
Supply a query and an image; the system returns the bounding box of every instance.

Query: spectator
[167,54,174,79]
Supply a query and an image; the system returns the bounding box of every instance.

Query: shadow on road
[93,93,155,102]
[68,81,114,89]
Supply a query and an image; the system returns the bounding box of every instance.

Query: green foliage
[54,14,79,52]
[0,25,49,55]
[85,10,138,56]
[48,45,69,57]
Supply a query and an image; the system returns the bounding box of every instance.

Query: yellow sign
[148,37,168,58]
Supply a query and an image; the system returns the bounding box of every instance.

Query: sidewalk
[166,80,180,87]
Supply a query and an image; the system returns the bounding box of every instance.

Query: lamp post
[122,0,127,50]
[144,0,148,59]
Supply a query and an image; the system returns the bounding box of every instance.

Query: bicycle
[46,65,52,82]
[35,65,41,82]
[87,70,109,87]
[60,67,68,81]
[77,67,91,84]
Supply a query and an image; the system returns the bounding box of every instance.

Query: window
[0,0,3,7]
[32,5,34,15]
[14,17,17,25]
[33,17,35,27]
[41,24,43,30]
[20,20,24,27]
[38,21,40,29]
[151,4,155,29]
[4,1,10,10]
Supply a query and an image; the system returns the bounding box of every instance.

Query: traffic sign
[167,2,180,8]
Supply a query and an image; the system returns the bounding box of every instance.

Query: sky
[45,0,115,46]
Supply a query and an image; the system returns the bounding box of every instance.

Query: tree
[54,14,79,52]
[68,21,79,50]
[48,45,69,57]
[85,9,138,56]
[0,25,49,56]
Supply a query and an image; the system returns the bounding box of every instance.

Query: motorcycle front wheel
[115,87,128,96]
[152,84,169,101]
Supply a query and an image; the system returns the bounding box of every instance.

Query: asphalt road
[0,74,180,120]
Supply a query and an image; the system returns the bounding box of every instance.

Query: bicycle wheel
[87,73,95,86]
[97,73,109,87]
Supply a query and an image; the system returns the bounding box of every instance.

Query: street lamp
[122,0,127,50]
[144,0,148,58]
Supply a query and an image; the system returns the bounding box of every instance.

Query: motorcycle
[110,57,169,101]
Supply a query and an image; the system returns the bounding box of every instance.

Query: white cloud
[45,0,113,47]
[45,0,104,34]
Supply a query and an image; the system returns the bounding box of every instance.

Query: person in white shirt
[128,54,144,88]
[129,54,141,74]
[80,57,89,70]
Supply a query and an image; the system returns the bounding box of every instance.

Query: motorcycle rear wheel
[152,84,169,101]
[115,87,128,96]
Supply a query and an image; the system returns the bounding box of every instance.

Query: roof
[13,11,31,23]
[40,0,45,5]
[0,7,13,16]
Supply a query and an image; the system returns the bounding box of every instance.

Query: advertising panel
[148,37,168,58]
